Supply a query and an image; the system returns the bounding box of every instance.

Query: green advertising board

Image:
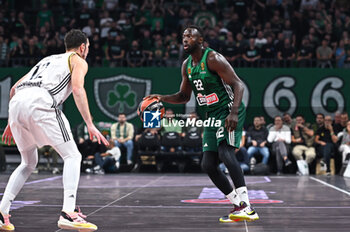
[0,68,349,131]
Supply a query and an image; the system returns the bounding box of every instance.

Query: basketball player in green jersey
[145,25,259,222]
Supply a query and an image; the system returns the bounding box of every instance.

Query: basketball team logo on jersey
[196,93,219,106]
[188,68,192,79]
[206,93,219,105]
[200,62,206,74]
[196,93,207,106]
[94,75,151,121]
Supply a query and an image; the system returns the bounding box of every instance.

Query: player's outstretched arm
[144,59,192,104]
[207,51,245,132]
[71,55,109,146]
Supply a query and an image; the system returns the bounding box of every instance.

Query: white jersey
[16,52,76,107]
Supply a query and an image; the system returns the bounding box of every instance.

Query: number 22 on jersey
[193,79,204,91]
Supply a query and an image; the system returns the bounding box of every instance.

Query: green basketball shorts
[202,106,245,152]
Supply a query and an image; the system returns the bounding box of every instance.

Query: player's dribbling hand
[2,124,15,145]
[143,94,162,102]
[225,112,238,132]
[87,125,109,146]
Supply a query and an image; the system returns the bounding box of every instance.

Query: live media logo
[143,111,161,128]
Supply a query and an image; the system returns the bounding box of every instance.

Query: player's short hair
[64,29,87,50]
[186,25,204,37]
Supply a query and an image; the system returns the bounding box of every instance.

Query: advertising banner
[0,68,349,130]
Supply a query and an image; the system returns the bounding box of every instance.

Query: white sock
[236,186,250,206]
[61,155,80,213]
[54,141,81,213]
[0,192,15,215]
[63,189,77,213]
[226,190,240,206]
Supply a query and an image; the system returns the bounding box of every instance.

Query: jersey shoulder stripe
[49,73,71,95]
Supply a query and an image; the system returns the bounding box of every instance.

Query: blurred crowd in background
[0,0,350,68]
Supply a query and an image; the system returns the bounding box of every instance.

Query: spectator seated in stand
[268,116,292,175]
[75,120,104,173]
[312,113,325,133]
[283,113,295,129]
[314,115,338,176]
[333,112,349,134]
[297,38,313,67]
[334,121,350,167]
[93,139,121,174]
[291,115,316,174]
[316,39,333,68]
[110,113,134,165]
[246,116,270,171]
[126,40,145,67]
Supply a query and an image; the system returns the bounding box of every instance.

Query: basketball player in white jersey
[0,29,108,231]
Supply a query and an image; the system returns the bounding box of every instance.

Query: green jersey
[186,48,245,150]
[186,48,236,114]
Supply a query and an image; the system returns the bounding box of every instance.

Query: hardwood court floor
[1,173,350,232]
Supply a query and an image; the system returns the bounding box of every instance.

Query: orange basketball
[137,98,165,121]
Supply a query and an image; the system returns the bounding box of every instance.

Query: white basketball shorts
[9,87,73,152]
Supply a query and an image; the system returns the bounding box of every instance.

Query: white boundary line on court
[244,220,249,232]
[55,175,165,232]
[88,175,165,216]
[310,176,350,196]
